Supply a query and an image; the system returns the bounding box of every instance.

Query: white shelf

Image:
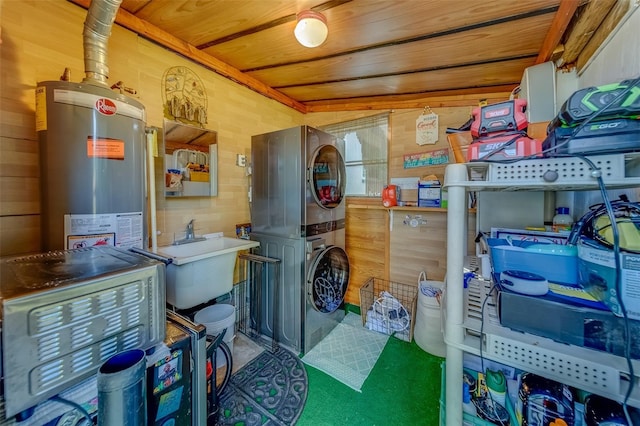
[446,152,640,191]
[442,152,640,426]
[454,305,640,408]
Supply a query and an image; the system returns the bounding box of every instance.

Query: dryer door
[307,245,349,313]
[309,145,346,209]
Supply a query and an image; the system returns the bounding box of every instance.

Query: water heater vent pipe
[82,0,122,86]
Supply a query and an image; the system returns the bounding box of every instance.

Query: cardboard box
[418,179,441,207]
[578,237,640,320]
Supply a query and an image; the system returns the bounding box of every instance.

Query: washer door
[307,246,350,313]
[309,145,346,209]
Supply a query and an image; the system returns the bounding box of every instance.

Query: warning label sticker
[87,137,125,159]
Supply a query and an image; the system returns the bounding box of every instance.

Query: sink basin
[157,235,259,265]
[155,233,259,309]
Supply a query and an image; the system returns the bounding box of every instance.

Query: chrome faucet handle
[186,219,195,239]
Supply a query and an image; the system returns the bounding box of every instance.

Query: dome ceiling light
[294,10,328,48]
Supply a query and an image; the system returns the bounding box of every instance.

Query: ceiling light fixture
[294,10,328,48]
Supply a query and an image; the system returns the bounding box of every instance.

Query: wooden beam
[68,0,308,114]
[559,0,616,66]
[576,0,633,71]
[306,86,516,112]
[536,0,580,64]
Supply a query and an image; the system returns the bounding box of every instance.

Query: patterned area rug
[218,347,307,426]
[301,312,389,392]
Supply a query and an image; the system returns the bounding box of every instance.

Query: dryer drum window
[308,246,350,313]
[310,145,346,209]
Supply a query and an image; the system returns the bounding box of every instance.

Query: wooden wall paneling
[0,216,40,257]
[344,202,388,305]
[0,176,40,216]
[0,97,41,256]
[390,211,448,285]
[0,137,39,178]
[0,1,305,258]
[389,107,476,202]
[390,210,477,290]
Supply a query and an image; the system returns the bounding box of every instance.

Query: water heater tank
[36,81,147,251]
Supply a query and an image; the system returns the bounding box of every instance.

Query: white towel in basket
[365,291,410,336]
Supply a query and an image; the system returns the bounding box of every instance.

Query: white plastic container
[552,207,573,232]
[195,304,236,367]
[414,279,446,357]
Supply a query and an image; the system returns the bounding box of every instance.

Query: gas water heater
[36,81,147,251]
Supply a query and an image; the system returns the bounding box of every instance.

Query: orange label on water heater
[87,138,125,159]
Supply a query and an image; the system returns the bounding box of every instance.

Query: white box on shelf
[418,179,441,207]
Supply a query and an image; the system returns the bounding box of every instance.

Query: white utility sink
[155,233,259,309]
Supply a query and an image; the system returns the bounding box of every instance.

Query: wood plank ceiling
[71,0,628,112]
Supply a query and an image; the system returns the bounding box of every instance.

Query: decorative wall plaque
[162,66,208,127]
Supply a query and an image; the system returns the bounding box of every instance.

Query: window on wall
[321,114,388,197]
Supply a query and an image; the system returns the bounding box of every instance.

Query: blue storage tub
[488,238,578,285]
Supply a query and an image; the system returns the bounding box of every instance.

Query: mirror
[162,120,218,197]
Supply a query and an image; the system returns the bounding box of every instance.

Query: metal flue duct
[82,0,122,86]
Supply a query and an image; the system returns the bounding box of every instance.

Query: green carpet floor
[297,335,443,425]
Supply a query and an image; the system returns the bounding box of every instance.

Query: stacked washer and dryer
[250,126,350,354]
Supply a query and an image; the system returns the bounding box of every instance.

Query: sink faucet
[185,219,196,240]
[173,219,207,245]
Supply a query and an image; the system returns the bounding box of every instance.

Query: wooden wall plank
[0,216,40,257]
[390,210,476,285]
[0,177,40,216]
[0,137,39,177]
[345,201,387,305]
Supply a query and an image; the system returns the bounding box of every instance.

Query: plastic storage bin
[488,238,578,285]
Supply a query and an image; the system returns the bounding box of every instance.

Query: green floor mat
[301,312,389,392]
[298,332,443,425]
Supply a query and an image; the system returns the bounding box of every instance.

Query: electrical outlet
[236,154,246,167]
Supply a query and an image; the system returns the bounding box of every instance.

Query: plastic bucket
[195,304,235,367]
[414,280,445,357]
